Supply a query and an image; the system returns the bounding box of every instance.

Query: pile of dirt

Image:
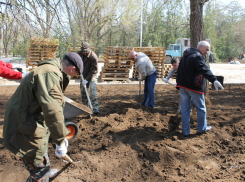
[0,84,245,181]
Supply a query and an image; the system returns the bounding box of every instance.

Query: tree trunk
[190,0,209,95]
[190,0,209,48]
[45,0,51,38]
[204,53,210,95]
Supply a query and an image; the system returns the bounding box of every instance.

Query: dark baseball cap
[62,52,83,75]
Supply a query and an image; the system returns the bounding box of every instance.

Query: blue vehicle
[165,38,211,63]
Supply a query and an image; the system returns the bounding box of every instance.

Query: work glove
[213,80,224,91]
[162,78,168,83]
[22,72,29,79]
[83,79,88,85]
[55,138,68,158]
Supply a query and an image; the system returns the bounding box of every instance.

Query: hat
[63,52,83,75]
[81,42,90,52]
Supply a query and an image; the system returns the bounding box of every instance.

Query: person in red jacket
[0,59,26,80]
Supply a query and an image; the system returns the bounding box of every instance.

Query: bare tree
[59,0,122,51]
[11,0,61,38]
[2,18,14,57]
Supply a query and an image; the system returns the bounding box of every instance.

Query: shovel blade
[135,94,144,103]
[168,115,181,132]
[63,154,82,164]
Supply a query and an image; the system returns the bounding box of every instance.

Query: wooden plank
[100,74,129,78]
[104,61,133,67]
[164,64,172,68]
[100,72,128,77]
[29,37,59,46]
[100,77,129,82]
[101,69,129,73]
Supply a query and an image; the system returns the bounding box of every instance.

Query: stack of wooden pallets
[26,37,59,71]
[132,47,166,79]
[163,64,176,79]
[100,46,133,82]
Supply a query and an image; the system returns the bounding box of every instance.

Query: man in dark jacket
[77,42,99,114]
[3,52,83,182]
[176,41,223,136]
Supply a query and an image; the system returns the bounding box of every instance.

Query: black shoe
[93,110,99,115]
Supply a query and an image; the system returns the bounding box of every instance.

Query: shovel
[62,154,82,164]
[168,101,181,131]
[135,80,144,102]
[49,154,81,181]
[166,81,181,131]
[166,81,195,131]
[81,75,93,117]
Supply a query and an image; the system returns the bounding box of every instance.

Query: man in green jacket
[3,52,83,182]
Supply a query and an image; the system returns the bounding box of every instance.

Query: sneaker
[206,125,212,132]
[49,169,58,179]
[198,125,212,135]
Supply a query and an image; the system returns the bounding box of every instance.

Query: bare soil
[0,84,245,182]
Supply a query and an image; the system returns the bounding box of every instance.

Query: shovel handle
[139,81,141,95]
[63,154,74,164]
[80,75,93,111]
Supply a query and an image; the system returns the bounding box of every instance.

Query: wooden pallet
[100,74,129,78]
[157,75,164,78]
[152,59,165,63]
[133,47,165,52]
[101,68,129,73]
[163,71,177,79]
[103,46,166,80]
[164,64,172,68]
[100,77,129,82]
[104,62,133,68]
[29,37,59,46]
[26,37,59,69]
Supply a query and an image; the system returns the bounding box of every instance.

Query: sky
[220,0,245,7]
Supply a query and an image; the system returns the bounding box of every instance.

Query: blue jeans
[141,71,157,108]
[179,88,207,135]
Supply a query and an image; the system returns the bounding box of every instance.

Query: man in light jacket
[129,50,157,108]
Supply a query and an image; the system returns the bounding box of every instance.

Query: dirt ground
[0,84,245,182]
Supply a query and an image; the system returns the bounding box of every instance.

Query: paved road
[0,57,22,63]
[0,62,244,86]
[210,63,245,84]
